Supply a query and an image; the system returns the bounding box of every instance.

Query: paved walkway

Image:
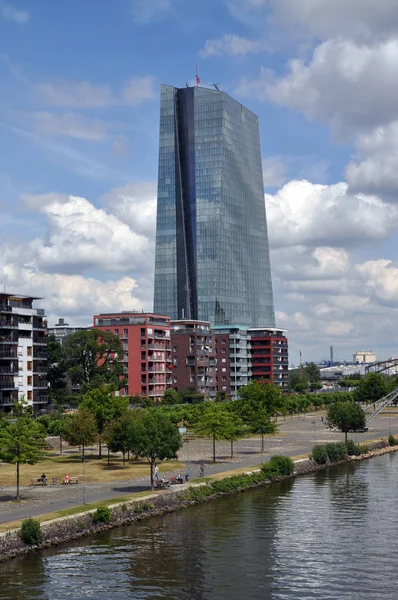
[1,410,397,525]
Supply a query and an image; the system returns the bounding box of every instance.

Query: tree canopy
[192,403,237,462]
[353,373,388,404]
[0,409,46,499]
[327,402,366,443]
[62,329,125,392]
[63,408,98,460]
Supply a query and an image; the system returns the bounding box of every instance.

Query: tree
[250,406,278,452]
[288,369,309,393]
[104,412,137,468]
[309,382,323,392]
[130,409,182,488]
[223,414,244,458]
[237,381,284,423]
[304,362,321,383]
[163,388,180,405]
[353,373,388,404]
[327,402,366,443]
[0,410,46,500]
[46,334,68,405]
[80,387,129,458]
[192,404,235,462]
[62,329,125,392]
[63,408,98,461]
[215,390,228,402]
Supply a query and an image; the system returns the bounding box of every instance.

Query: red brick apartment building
[170,320,217,398]
[93,312,172,399]
[249,327,289,390]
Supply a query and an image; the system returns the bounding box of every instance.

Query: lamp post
[83,448,86,505]
[312,420,316,445]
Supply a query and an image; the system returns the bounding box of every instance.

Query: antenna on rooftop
[196,64,200,86]
[211,83,220,91]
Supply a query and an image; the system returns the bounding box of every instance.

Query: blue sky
[1,0,398,363]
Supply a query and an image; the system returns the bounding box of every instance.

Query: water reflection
[1,454,398,599]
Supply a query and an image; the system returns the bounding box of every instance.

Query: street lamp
[312,420,316,445]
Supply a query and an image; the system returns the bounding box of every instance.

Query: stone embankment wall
[1,440,397,563]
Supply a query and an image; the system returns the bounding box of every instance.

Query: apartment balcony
[0,350,18,359]
[186,357,195,366]
[0,380,17,389]
[0,397,14,406]
[34,381,49,389]
[0,304,12,313]
[35,352,48,360]
[0,367,16,374]
[35,395,49,404]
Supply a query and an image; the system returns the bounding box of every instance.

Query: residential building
[170,320,216,398]
[0,293,48,412]
[353,350,376,364]
[212,326,252,400]
[48,318,87,345]
[154,84,275,328]
[249,328,289,390]
[93,312,172,399]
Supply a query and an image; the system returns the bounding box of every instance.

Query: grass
[0,450,184,487]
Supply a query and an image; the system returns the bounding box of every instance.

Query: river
[1,453,398,599]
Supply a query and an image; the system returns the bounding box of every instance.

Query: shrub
[269,455,295,476]
[325,442,347,462]
[142,502,154,511]
[20,518,43,545]
[312,444,328,465]
[359,444,369,455]
[260,462,280,480]
[388,434,398,446]
[92,505,111,524]
[346,439,361,456]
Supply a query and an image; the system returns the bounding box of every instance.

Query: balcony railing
[0,381,17,389]
[0,350,18,359]
[35,395,49,403]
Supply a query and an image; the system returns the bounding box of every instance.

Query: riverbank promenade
[1,409,397,525]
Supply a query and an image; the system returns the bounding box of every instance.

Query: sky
[1,0,398,365]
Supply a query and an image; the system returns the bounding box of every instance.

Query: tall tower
[154,84,275,328]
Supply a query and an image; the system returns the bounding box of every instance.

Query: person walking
[200,463,204,477]
[154,465,159,480]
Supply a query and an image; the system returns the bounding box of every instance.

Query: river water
[1,453,398,600]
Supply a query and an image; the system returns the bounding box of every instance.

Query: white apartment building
[0,293,48,412]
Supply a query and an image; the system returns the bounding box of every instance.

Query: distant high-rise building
[47,318,87,345]
[154,84,275,328]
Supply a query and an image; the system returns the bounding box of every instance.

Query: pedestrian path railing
[366,388,398,423]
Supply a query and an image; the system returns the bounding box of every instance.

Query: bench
[30,478,46,486]
[170,476,184,485]
[155,479,170,488]
[63,477,79,485]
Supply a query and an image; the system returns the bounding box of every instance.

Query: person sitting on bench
[176,473,183,484]
[63,474,71,484]
[41,473,47,486]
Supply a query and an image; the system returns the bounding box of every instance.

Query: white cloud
[30,112,109,141]
[130,0,177,24]
[122,76,156,105]
[36,80,114,108]
[266,180,398,248]
[19,193,154,275]
[356,259,398,306]
[346,121,398,199]
[101,181,157,239]
[0,1,29,24]
[238,40,398,136]
[270,0,398,44]
[262,157,286,187]
[200,34,268,57]
[36,76,156,108]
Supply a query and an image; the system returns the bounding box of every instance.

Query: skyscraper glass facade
[154,84,275,328]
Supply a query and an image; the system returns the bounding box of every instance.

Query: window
[222,376,226,382]
[27,376,32,385]
[222,339,226,344]
[106,329,110,333]
[27,361,32,371]
[222,368,226,372]
[222,349,226,354]
[114,329,119,335]
[140,328,146,337]
[222,358,226,363]
[173,346,177,352]
[123,329,128,337]
[27,391,32,400]
[27,347,32,356]
[124,341,128,350]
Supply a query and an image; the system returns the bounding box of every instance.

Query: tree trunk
[150,460,154,489]
[16,462,20,501]
[261,432,264,453]
[107,447,110,466]
[98,435,102,459]
[123,452,126,469]
[213,435,216,462]
[230,441,234,459]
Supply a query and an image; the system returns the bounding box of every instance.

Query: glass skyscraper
[154,84,275,328]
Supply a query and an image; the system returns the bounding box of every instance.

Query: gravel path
[1,410,397,525]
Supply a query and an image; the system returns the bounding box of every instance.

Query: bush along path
[2,440,398,563]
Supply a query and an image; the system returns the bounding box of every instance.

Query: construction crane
[211,83,220,91]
